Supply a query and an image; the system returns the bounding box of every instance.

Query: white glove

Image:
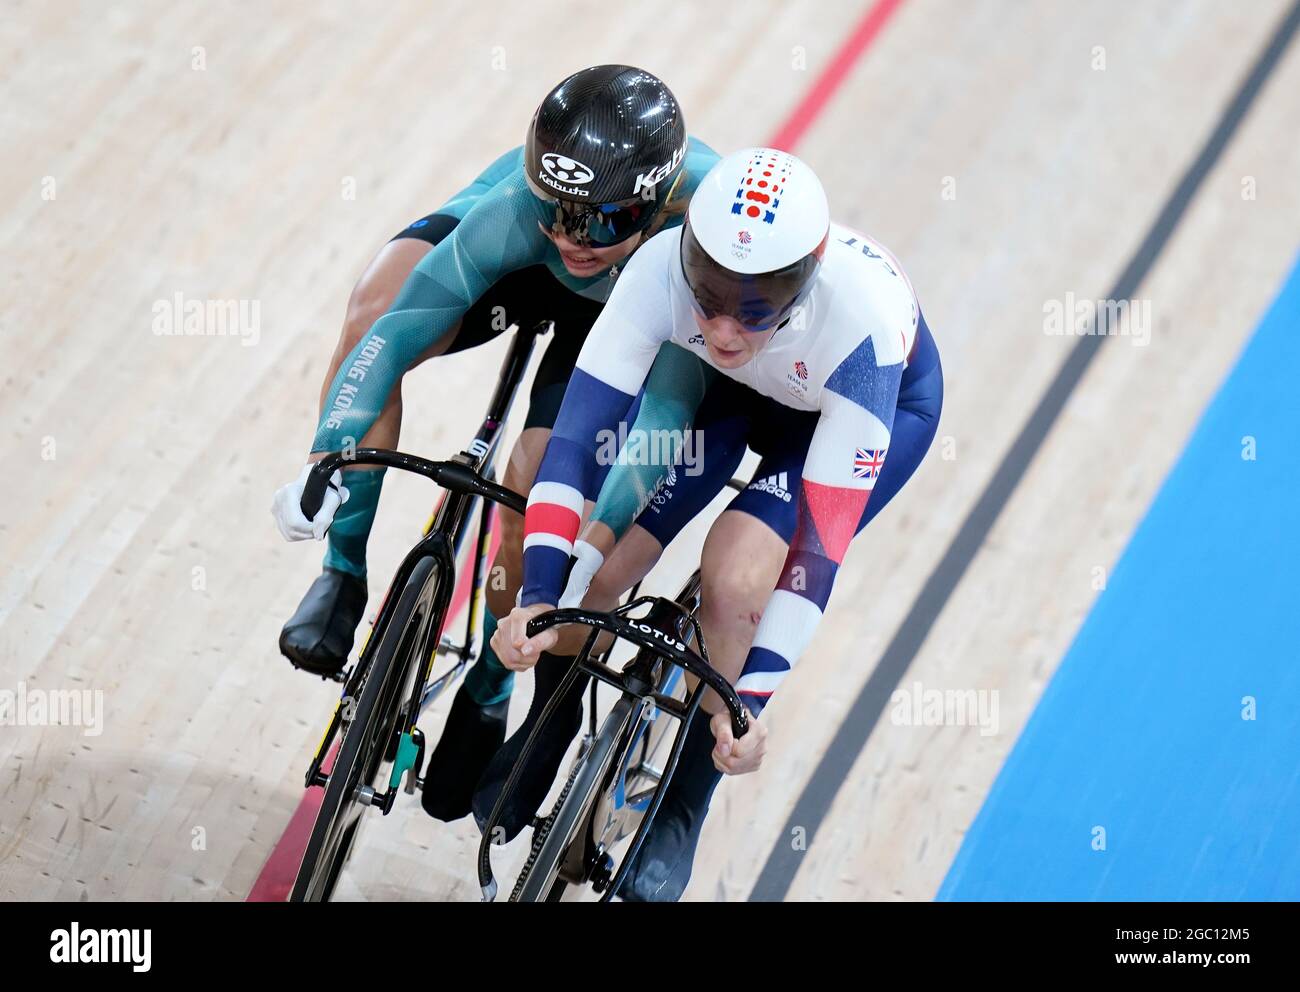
[559,540,606,609]
[272,463,349,541]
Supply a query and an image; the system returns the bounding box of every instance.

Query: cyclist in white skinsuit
[487,149,944,900]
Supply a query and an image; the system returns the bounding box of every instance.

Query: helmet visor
[679,222,821,332]
[527,173,661,248]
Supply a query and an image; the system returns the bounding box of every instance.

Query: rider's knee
[340,281,392,357]
[484,583,512,621]
[699,556,769,639]
[496,504,525,549]
[582,527,662,610]
[484,556,518,620]
[583,563,625,611]
[484,513,526,615]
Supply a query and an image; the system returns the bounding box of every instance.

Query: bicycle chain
[507,751,585,901]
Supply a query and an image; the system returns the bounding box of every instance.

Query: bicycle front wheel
[510,695,637,902]
[290,556,440,902]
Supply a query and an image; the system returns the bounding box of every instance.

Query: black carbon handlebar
[301,449,526,519]
[526,607,750,739]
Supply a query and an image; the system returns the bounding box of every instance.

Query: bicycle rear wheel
[290,556,440,901]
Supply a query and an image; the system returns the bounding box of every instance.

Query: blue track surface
[940,256,1300,900]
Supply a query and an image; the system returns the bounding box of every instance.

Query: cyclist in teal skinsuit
[270,64,718,823]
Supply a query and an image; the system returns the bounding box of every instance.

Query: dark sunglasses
[526,172,670,248]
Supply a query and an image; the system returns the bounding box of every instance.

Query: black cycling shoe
[617,709,723,902]
[278,568,368,677]
[472,651,588,844]
[421,684,510,822]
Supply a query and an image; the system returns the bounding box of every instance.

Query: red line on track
[767,0,906,152]
[246,0,902,901]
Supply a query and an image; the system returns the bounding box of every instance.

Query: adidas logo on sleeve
[747,472,793,503]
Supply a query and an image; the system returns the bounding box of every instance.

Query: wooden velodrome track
[3,0,1299,901]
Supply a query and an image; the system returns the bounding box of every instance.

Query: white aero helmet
[680,147,830,331]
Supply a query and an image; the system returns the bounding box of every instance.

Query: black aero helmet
[525,64,688,247]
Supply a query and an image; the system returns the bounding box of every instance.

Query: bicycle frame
[300,322,543,800]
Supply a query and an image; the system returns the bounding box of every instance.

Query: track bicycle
[288,320,548,901]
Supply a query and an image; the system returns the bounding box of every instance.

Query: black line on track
[749,0,1300,902]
